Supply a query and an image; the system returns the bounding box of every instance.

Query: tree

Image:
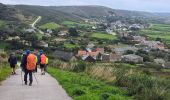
[68,28,79,36]
[156,37,162,42]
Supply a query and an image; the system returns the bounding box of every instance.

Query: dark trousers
[24,70,33,83]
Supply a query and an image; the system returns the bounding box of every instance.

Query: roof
[113,46,138,52]
[110,54,122,60]
[123,54,143,59]
[96,48,104,54]
[78,50,87,56]
[87,51,99,57]
[54,50,75,61]
[102,54,110,61]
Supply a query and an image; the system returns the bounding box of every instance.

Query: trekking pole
[20,68,23,85]
[33,73,39,85]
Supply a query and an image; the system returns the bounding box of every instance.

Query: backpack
[27,54,37,70]
[40,54,47,65]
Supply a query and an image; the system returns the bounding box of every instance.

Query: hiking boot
[29,83,32,86]
[25,82,27,85]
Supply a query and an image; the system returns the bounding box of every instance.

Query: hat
[26,50,30,55]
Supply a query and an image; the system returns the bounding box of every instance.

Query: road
[31,16,44,34]
[0,69,72,100]
[31,16,41,28]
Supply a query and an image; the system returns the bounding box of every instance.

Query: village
[1,14,170,69]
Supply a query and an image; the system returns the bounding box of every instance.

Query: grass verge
[48,67,131,100]
[0,64,11,84]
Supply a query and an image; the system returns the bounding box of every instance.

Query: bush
[0,52,7,58]
[100,93,110,100]
[73,88,86,96]
[73,61,86,72]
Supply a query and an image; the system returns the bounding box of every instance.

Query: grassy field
[48,67,131,100]
[64,43,79,49]
[0,20,6,29]
[62,21,93,28]
[39,22,61,30]
[91,32,118,40]
[139,24,170,44]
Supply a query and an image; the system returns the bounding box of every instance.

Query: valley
[0,3,170,100]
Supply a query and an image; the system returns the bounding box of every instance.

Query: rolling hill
[1,3,170,26]
[14,5,170,24]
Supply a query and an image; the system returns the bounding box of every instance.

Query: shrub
[0,52,7,58]
[100,93,110,100]
[73,61,86,72]
[73,88,86,96]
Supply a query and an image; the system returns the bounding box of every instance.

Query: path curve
[0,69,72,100]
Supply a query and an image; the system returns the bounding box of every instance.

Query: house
[58,31,67,37]
[113,46,138,54]
[77,50,87,57]
[140,41,165,50]
[87,43,95,49]
[122,54,143,63]
[77,48,101,61]
[154,59,165,65]
[96,48,104,54]
[87,51,100,59]
[47,29,53,34]
[38,41,48,48]
[54,50,76,62]
[133,36,146,43]
[101,53,122,62]
[82,55,96,62]
[163,62,170,68]
[129,24,144,30]
[110,53,122,62]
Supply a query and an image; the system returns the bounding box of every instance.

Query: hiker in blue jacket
[8,53,17,75]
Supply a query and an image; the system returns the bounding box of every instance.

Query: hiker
[21,50,37,86]
[38,50,48,75]
[8,53,17,75]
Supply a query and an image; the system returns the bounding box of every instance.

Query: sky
[0,0,169,12]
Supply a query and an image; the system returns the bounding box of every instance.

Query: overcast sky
[0,0,169,12]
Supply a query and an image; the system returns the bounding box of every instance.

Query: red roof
[88,51,99,57]
[78,50,87,56]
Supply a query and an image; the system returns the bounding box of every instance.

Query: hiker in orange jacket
[22,50,37,86]
[38,50,48,75]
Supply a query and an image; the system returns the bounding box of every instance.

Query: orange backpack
[27,54,37,70]
[40,54,47,65]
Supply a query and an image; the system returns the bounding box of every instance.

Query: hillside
[15,5,84,24]
[14,5,170,24]
[0,3,34,24]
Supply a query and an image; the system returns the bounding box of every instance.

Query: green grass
[139,23,170,44]
[91,32,118,40]
[48,67,131,100]
[64,43,79,49]
[0,42,10,49]
[0,20,6,29]
[62,21,93,28]
[0,64,11,83]
[39,22,61,30]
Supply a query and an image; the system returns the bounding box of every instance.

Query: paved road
[0,69,72,100]
[31,16,44,34]
[31,16,41,28]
